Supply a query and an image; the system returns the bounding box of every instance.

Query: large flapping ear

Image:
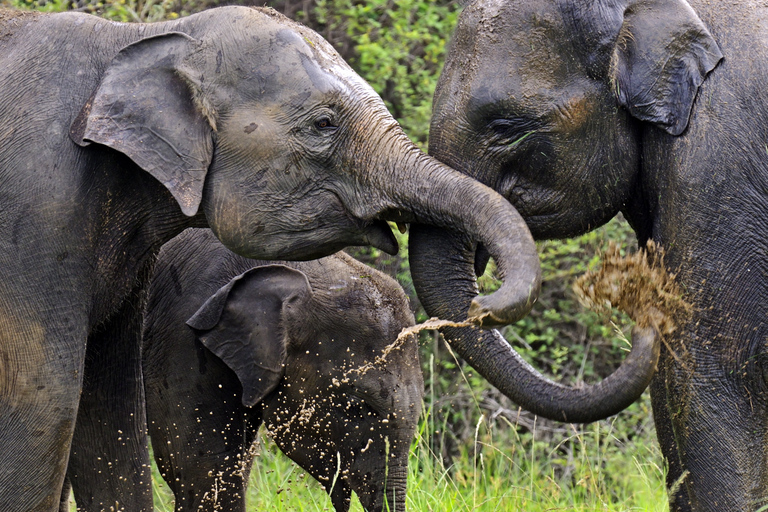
[186,265,312,407]
[611,0,722,135]
[70,32,214,216]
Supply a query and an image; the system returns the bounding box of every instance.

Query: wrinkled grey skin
[139,229,421,512]
[0,6,538,510]
[403,7,669,427]
[423,0,768,510]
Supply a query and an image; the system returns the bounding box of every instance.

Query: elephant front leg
[147,395,254,512]
[65,290,153,512]
[145,333,255,512]
[150,411,253,512]
[0,304,87,511]
[650,348,692,512]
[664,348,768,512]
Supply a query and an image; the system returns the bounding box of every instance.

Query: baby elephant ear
[70,32,213,216]
[612,0,722,135]
[186,265,312,407]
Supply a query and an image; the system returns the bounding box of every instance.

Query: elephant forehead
[459,0,566,52]
[447,1,580,116]
[218,14,376,101]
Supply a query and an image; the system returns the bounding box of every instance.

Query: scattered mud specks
[347,318,471,378]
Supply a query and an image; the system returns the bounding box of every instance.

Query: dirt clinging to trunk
[573,241,691,335]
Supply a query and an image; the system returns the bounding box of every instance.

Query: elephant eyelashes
[487,118,539,147]
[314,117,337,131]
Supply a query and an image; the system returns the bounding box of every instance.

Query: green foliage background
[3,0,665,508]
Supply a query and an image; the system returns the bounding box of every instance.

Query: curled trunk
[408,225,660,423]
[361,131,542,327]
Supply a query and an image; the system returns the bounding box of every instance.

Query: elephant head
[410,0,722,423]
[186,254,423,512]
[428,0,721,239]
[69,6,540,328]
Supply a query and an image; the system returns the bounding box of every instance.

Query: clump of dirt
[573,241,691,335]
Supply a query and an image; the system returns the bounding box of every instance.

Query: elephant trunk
[383,467,408,512]
[356,129,541,327]
[364,464,407,512]
[408,225,660,423]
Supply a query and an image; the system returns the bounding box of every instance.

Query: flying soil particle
[345,318,473,379]
[573,240,692,335]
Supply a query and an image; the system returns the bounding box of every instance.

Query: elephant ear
[70,32,214,216]
[611,0,722,135]
[186,265,312,407]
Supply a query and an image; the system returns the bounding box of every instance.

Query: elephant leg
[66,287,153,512]
[650,348,691,512]
[661,336,768,512]
[60,478,72,512]
[676,388,768,511]
[149,399,251,512]
[145,336,252,512]
[163,446,252,512]
[0,299,87,512]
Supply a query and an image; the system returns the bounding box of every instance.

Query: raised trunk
[359,131,542,327]
[408,225,660,423]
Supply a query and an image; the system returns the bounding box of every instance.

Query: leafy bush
[313,0,460,145]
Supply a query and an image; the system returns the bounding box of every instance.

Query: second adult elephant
[140,229,422,512]
[421,0,767,510]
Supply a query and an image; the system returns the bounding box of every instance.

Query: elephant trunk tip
[467,273,541,328]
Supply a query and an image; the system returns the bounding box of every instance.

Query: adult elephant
[0,6,542,510]
[418,0,768,510]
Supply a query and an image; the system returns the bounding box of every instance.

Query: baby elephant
[142,228,423,512]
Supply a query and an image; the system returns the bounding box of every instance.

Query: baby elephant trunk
[363,463,409,512]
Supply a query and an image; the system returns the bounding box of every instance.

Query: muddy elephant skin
[138,229,422,512]
[0,6,540,510]
[423,0,768,510]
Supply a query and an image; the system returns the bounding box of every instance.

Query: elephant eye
[314,116,337,131]
[488,118,538,147]
[340,393,379,419]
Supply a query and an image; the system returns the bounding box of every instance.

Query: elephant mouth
[327,187,400,255]
[361,219,399,255]
[500,182,574,236]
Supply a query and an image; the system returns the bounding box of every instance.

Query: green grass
[64,395,667,512]
[408,421,665,511]
[65,216,667,512]
[134,396,667,512]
